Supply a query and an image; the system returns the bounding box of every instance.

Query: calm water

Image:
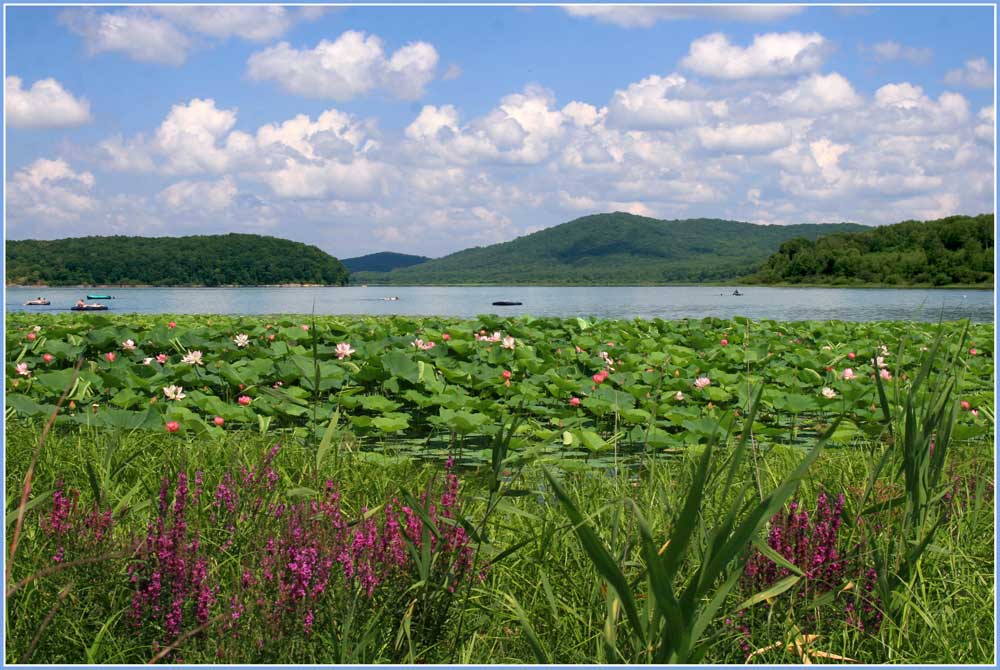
[5,286,994,322]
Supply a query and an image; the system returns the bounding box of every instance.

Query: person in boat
[76,299,86,308]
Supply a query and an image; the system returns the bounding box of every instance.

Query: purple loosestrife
[743,489,881,635]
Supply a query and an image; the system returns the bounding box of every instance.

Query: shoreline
[9,282,993,291]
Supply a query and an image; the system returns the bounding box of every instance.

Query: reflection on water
[6,285,994,322]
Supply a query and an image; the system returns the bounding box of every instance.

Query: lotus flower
[181,350,203,366]
[842,368,856,381]
[879,368,892,381]
[42,353,53,363]
[442,333,451,341]
[502,336,516,350]
[163,385,186,401]
[674,391,684,401]
[26,332,36,341]
[214,416,225,426]
[569,396,581,407]
[167,321,176,329]
[122,339,136,351]
[694,376,710,390]
[104,352,116,363]
[165,421,180,433]
[156,353,168,364]
[233,334,250,348]
[335,343,355,359]
[961,400,971,410]
[238,395,251,406]
[143,357,154,365]
[15,362,30,377]
[821,387,837,399]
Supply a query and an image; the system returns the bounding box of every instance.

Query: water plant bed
[6,313,994,454]
[5,313,995,663]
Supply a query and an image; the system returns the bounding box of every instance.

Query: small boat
[71,304,108,311]
[86,294,114,300]
[732,290,743,297]
[492,301,523,306]
[24,298,50,306]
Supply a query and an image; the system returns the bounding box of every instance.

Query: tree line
[6,234,349,286]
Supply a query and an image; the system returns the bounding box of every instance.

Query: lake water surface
[5,286,994,322]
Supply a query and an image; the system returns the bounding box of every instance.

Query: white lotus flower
[821,387,837,399]
[233,334,250,348]
[122,339,136,351]
[163,385,186,401]
[181,350,203,366]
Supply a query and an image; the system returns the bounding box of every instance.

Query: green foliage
[360,213,866,285]
[5,233,349,287]
[748,214,994,287]
[343,252,430,274]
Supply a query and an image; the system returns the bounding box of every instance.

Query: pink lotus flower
[693,376,710,390]
[592,371,608,384]
[237,395,251,406]
[502,370,512,380]
[502,336,516,350]
[569,396,581,407]
[879,368,892,381]
[42,353,53,363]
[335,343,355,359]
[268,334,275,341]
[167,321,176,329]
[969,348,978,356]
[574,345,583,354]
[104,352,116,363]
[720,338,728,346]
[301,324,309,331]
[165,421,180,433]
[961,400,971,410]
[873,356,887,369]
[156,353,168,364]
[848,352,856,360]
[214,416,225,427]
[842,368,856,381]
[26,332,36,341]
[971,408,979,417]
[122,339,136,351]
[412,338,436,350]
[15,362,30,377]
[442,333,451,341]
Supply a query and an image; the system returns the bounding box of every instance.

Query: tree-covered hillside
[6,234,349,286]
[343,252,430,274]
[364,213,867,285]
[746,214,994,287]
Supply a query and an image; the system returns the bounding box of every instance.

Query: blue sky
[5,4,996,258]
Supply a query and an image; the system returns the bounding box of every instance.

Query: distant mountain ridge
[358,213,868,285]
[342,252,431,273]
[6,234,349,286]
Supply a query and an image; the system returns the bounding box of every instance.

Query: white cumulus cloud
[944,58,994,89]
[8,158,97,222]
[682,31,828,79]
[247,31,439,100]
[159,176,238,211]
[866,41,933,65]
[6,76,92,128]
[564,6,802,28]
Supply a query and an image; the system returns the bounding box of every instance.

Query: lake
[5,286,994,322]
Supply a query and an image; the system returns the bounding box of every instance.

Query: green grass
[5,418,993,664]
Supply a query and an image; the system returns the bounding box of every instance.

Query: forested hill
[342,252,430,273]
[6,234,349,286]
[361,213,867,285]
[746,214,994,287]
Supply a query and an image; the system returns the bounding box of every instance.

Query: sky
[4,4,996,259]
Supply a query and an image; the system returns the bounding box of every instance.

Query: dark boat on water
[492,301,523,306]
[87,294,114,300]
[24,298,50,306]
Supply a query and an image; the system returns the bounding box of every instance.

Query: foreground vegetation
[5,313,994,663]
[748,214,994,287]
[5,234,349,287]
